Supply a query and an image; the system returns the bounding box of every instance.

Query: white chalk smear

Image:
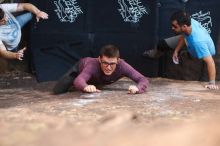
[192,99,201,102]
[73,99,97,107]
[80,92,110,98]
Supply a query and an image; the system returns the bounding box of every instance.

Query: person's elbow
[17,3,33,11]
[73,78,79,90]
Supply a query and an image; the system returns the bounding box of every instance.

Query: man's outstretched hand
[205,84,219,90]
[83,85,101,93]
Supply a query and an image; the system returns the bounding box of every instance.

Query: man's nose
[107,64,112,70]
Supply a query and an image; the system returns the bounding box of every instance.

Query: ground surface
[0,72,220,146]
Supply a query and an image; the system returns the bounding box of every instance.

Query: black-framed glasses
[101,61,117,68]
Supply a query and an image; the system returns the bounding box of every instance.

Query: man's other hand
[36,11,49,22]
[128,85,139,94]
[205,84,219,90]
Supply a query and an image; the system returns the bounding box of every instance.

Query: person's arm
[120,60,149,94]
[173,35,185,62]
[17,3,48,22]
[0,44,25,60]
[203,56,219,90]
[73,62,101,93]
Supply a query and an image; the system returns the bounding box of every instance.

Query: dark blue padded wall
[158,0,185,39]
[87,0,152,33]
[30,0,87,34]
[29,0,159,81]
[29,0,92,81]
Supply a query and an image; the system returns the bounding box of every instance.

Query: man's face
[171,20,183,34]
[99,56,118,76]
[0,14,7,25]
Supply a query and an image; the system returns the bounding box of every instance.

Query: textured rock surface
[162,51,220,81]
[161,50,206,81]
[0,72,220,146]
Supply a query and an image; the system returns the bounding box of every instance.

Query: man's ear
[98,56,101,63]
[117,58,120,63]
[182,24,188,29]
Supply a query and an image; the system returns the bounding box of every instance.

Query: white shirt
[0,3,21,51]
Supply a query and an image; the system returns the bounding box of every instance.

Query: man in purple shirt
[53,44,149,94]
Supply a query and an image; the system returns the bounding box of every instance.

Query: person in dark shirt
[53,44,149,94]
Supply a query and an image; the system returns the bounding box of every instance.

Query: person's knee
[157,40,171,52]
[52,75,75,94]
[28,13,33,19]
[16,12,33,28]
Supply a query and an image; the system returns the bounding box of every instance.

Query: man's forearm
[17,3,41,15]
[174,35,185,53]
[73,76,89,91]
[0,49,16,59]
[203,56,216,82]
[207,61,216,82]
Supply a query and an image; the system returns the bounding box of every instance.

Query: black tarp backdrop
[157,0,185,77]
[29,0,92,81]
[158,0,185,39]
[29,0,158,81]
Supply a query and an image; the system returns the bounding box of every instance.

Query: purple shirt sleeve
[73,58,99,91]
[120,60,149,93]
[73,71,91,91]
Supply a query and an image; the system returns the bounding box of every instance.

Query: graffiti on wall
[191,11,212,34]
[54,0,83,23]
[118,0,149,23]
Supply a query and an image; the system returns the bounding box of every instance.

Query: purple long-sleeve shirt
[73,57,149,93]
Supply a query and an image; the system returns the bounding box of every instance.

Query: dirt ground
[0,71,220,146]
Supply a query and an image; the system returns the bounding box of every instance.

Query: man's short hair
[0,8,5,20]
[100,44,120,58]
[170,10,191,26]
